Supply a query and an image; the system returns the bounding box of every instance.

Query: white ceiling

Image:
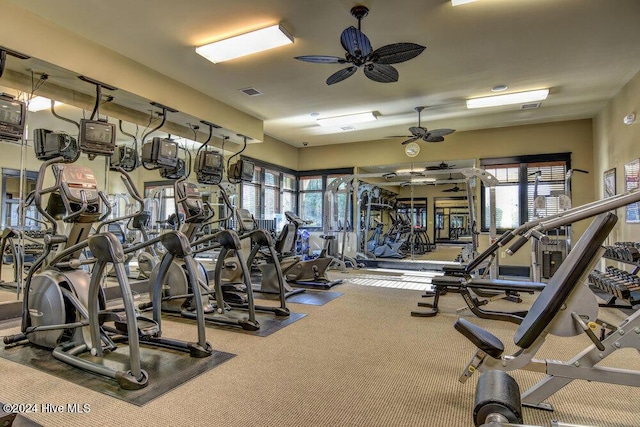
[6,0,640,147]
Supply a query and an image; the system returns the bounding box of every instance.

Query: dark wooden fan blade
[424,135,445,143]
[401,136,420,145]
[341,26,372,58]
[408,126,427,137]
[295,55,347,64]
[364,63,398,83]
[326,66,357,85]
[429,128,456,137]
[369,43,426,64]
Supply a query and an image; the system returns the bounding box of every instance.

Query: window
[241,165,261,217]
[238,158,297,232]
[298,176,323,227]
[481,153,570,232]
[282,173,296,214]
[263,169,280,219]
[144,182,177,226]
[298,168,354,230]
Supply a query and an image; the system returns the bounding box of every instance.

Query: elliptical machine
[139,124,279,331]
[4,88,212,390]
[259,211,343,289]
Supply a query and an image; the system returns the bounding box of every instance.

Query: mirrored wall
[0,53,244,318]
[0,46,487,320]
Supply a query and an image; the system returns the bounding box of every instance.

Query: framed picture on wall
[624,159,640,223]
[603,168,616,198]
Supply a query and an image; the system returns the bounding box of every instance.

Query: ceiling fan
[426,161,456,171]
[442,184,465,193]
[398,107,455,145]
[294,6,426,85]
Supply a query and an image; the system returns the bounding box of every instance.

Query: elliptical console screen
[141,137,178,168]
[205,151,222,169]
[229,159,254,182]
[0,96,26,141]
[241,160,255,181]
[196,151,224,185]
[79,119,116,156]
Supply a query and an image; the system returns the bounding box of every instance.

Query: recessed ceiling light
[316,112,377,127]
[466,89,549,109]
[196,24,294,64]
[491,85,508,93]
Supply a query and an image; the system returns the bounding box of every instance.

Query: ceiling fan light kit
[294,6,426,85]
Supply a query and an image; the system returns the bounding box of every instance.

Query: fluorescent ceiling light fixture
[466,89,549,109]
[395,168,421,174]
[196,24,293,64]
[316,112,377,127]
[27,96,62,112]
[452,0,478,6]
[412,177,437,183]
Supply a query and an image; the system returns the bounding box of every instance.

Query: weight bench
[413,275,545,323]
[455,212,640,411]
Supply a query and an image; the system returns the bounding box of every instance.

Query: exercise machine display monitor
[0,94,26,141]
[195,151,224,184]
[33,128,79,161]
[141,137,179,168]
[229,159,254,182]
[79,118,116,156]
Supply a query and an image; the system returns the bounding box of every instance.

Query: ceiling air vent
[239,87,262,96]
[341,126,356,131]
[520,102,541,110]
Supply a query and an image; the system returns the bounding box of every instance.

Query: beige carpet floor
[0,281,639,427]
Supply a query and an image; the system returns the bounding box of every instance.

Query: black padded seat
[432,275,465,286]
[442,264,468,274]
[455,318,505,358]
[513,212,616,349]
[454,213,617,358]
[466,278,546,293]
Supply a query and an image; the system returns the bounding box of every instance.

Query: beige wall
[0,0,262,142]
[6,0,633,270]
[300,120,595,267]
[593,68,640,243]
[244,134,298,171]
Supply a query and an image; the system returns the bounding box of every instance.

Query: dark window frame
[480,152,571,233]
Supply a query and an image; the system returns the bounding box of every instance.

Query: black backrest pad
[514,212,617,348]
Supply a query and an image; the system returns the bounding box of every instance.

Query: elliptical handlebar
[96,166,145,233]
[285,211,311,226]
[33,156,66,235]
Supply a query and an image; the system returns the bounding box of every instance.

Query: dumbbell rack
[588,242,640,309]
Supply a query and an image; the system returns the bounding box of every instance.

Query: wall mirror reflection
[0,54,245,319]
[356,159,476,263]
[434,197,471,244]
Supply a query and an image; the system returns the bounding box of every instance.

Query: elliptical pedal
[114,315,160,337]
